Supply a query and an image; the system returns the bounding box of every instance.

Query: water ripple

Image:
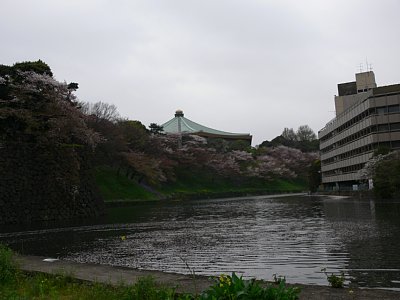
[2,195,400,288]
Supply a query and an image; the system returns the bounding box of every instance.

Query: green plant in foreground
[200,272,300,300]
[118,276,179,300]
[0,244,18,284]
[321,268,345,288]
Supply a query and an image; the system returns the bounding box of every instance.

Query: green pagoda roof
[161,110,252,141]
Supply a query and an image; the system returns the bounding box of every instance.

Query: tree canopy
[0,60,53,77]
[149,123,164,135]
[0,61,103,223]
[259,125,319,152]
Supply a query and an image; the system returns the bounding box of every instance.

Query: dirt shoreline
[16,255,400,300]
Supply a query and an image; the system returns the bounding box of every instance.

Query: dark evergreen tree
[149,123,164,134]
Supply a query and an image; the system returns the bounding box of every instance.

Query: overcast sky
[2,0,400,145]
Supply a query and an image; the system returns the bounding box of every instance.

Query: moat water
[1,194,400,289]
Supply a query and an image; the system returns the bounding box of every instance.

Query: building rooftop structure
[161,110,252,143]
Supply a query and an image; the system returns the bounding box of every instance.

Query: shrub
[0,244,18,284]
[321,268,345,288]
[200,272,300,300]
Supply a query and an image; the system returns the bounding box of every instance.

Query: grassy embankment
[0,245,300,300]
[94,167,156,201]
[0,244,182,299]
[95,167,307,202]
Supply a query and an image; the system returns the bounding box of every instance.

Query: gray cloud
[1,0,400,144]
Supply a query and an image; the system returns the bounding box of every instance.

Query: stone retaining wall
[0,142,104,224]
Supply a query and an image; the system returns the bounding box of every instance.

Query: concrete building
[161,110,252,144]
[318,71,400,190]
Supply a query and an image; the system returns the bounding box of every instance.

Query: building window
[390,123,400,131]
[376,107,387,115]
[378,124,390,131]
[388,105,400,113]
[392,140,400,148]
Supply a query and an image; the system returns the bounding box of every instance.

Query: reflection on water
[1,195,400,289]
